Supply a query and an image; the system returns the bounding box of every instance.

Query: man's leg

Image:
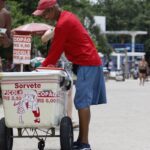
[139,74,142,85]
[78,107,91,144]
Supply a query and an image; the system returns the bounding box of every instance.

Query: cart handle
[36,66,64,71]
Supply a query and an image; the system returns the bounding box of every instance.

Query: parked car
[133,68,139,79]
[103,67,109,81]
[115,69,125,81]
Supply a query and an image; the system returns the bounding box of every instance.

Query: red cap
[32,0,57,16]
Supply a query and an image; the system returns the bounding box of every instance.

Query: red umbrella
[12,23,53,35]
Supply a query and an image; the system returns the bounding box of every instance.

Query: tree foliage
[6,0,150,55]
[92,0,150,52]
[6,0,110,55]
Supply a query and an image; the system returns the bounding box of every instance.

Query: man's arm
[42,26,69,66]
[3,11,12,47]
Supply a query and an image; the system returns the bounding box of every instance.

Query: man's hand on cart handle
[38,64,55,68]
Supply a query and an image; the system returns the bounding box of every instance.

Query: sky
[90,0,98,3]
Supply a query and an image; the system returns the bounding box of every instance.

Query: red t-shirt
[42,10,102,67]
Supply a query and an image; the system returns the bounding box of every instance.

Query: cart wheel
[60,116,73,150]
[38,139,45,150]
[65,80,72,91]
[0,118,13,150]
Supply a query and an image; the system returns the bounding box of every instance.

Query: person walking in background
[33,0,107,149]
[138,57,148,86]
[0,0,13,71]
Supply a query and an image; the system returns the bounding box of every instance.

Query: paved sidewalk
[0,79,150,150]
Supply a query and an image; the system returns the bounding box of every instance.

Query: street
[0,79,150,150]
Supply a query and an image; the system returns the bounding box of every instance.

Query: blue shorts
[74,66,107,110]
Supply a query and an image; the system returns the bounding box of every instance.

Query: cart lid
[0,69,67,81]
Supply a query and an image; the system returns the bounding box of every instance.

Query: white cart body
[0,69,68,128]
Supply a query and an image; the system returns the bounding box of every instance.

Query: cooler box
[0,69,68,128]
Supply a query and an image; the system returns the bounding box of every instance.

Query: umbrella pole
[33,35,37,57]
[20,63,23,72]
[33,36,35,57]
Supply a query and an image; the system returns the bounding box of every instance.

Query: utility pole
[124,48,129,79]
